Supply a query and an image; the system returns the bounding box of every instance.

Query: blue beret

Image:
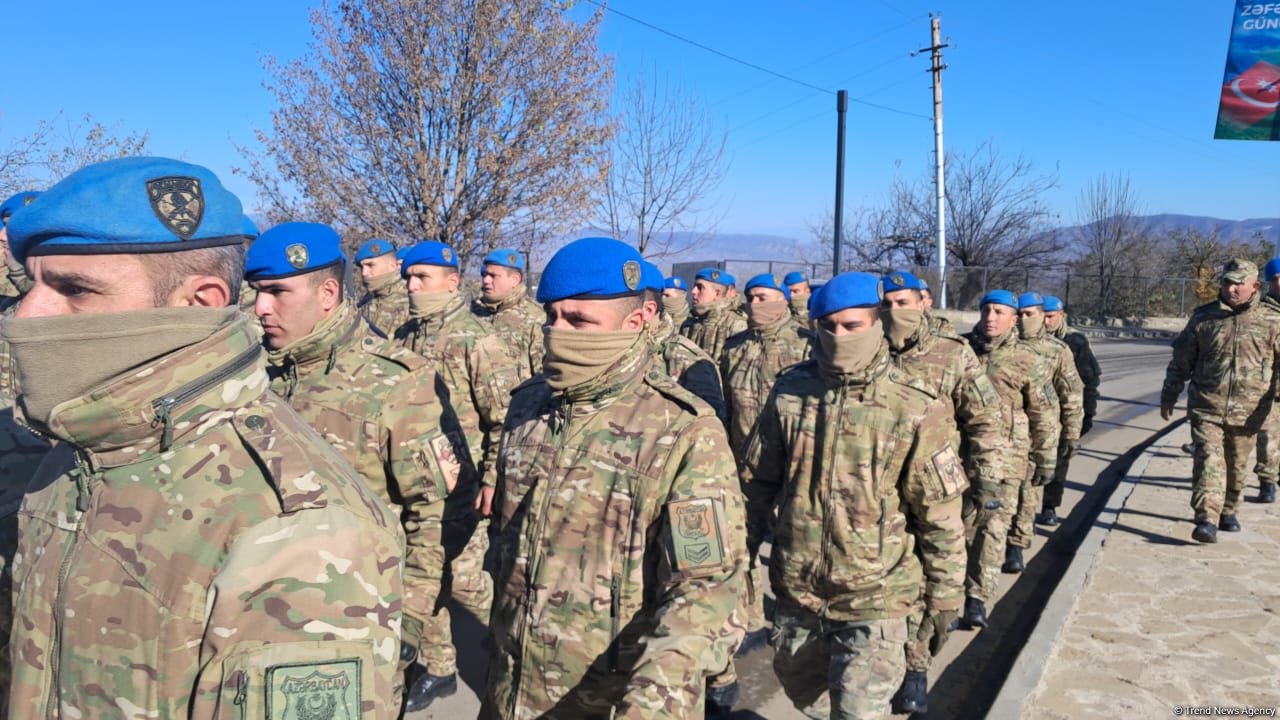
[395,245,411,261]
[980,290,1018,309]
[744,272,791,300]
[881,270,926,293]
[242,215,260,240]
[1017,291,1044,309]
[639,260,664,293]
[811,271,881,318]
[536,237,644,303]
[8,157,245,264]
[919,278,930,290]
[482,247,525,272]
[1265,258,1280,280]
[783,271,807,286]
[695,267,733,287]
[1043,295,1064,312]
[245,222,345,281]
[355,238,396,262]
[665,276,688,291]
[400,241,459,277]
[0,190,40,222]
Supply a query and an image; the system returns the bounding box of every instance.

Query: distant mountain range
[1054,214,1280,245]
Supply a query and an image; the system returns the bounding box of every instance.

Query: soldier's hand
[919,608,960,656]
[1032,467,1055,487]
[1160,402,1175,421]
[475,485,495,517]
[1081,415,1093,435]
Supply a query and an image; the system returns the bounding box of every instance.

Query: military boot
[1259,483,1277,503]
[1219,514,1241,532]
[890,670,929,714]
[404,665,458,712]
[960,595,989,629]
[706,681,740,719]
[1002,546,1025,574]
[1192,521,1218,544]
[1035,506,1060,526]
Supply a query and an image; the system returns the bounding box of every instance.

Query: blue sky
[3,1,1273,240]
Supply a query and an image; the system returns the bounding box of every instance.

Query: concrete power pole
[921,16,948,308]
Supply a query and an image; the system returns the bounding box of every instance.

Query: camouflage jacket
[0,305,15,407]
[488,343,747,719]
[0,408,50,707]
[8,316,405,718]
[741,345,968,621]
[1021,329,1085,443]
[651,320,727,424]
[928,312,955,337]
[889,322,1006,487]
[395,292,520,487]
[471,284,545,383]
[357,270,411,337]
[1051,323,1102,419]
[1163,291,1280,427]
[965,328,1060,479]
[265,302,475,627]
[720,318,813,457]
[681,299,747,362]
[666,300,690,330]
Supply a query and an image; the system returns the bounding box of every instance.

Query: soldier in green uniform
[962,290,1059,628]
[355,237,410,336]
[743,272,967,720]
[682,267,747,361]
[637,264,727,422]
[245,222,477,711]
[1039,294,1102,524]
[1162,259,1280,542]
[784,270,811,325]
[471,248,544,382]
[484,237,746,719]
[1006,292,1083,570]
[2,157,405,717]
[1251,259,1280,504]
[879,271,1006,714]
[662,274,692,330]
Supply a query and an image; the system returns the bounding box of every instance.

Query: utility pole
[833,89,848,277]
[920,16,948,308]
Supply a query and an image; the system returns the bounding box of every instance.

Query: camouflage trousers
[707,551,760,688]
[1191,417,1254,524]
[1254,407,1280,488]
[1008,467,1043,549]
[1042,438,1077,509]
[402,498,447,672]
[419,511,495,676]
[771,608,907,720]
[962,477,1018,602]
[903,595,931,673]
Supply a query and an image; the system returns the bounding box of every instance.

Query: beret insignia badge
[622,260,641,291]
[508,253,517,265]
[146,176,204,240]
[442,248,453,263]
[371,242,382,255]
[286,243,309,269]
[710,270,721,281]
[891,273,904,286]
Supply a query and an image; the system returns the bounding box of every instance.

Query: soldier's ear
[175,274,232,309]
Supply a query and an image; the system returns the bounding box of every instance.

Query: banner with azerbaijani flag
[1216,2,1280,140]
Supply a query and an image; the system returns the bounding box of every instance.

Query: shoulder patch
[930,445,968,497]
[665,497,726,572]
[268,658,362,720]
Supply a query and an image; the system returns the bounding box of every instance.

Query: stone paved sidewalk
[1022,422,1280,719]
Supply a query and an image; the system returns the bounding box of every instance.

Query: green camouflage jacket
[488,341,747,719]
[8,315,405,718]
[265,301,474,634]
[1163,291,1280,427]
[741,344,968,621]
[0,408,50,706]
[651,319,727,424]
[395,292,520,487]
[927,312,955,337]
[471,285,545,383]
[965,328,1060,480]
[720,317,813,456]
[681,298,747,362]
[357,270,411,337]
[1020,329,1085,443]
[1051,323,1102,419]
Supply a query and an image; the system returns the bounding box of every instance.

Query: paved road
[414,337,1176,719]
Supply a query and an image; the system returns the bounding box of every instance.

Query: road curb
[985,418,1184,718]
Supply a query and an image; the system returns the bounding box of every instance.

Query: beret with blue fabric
[695,267,735,288]
[810,271,882,318]
[1043,295,1064,312]
[395,245,412,261]
[1264,258,1280,280]
[1017,291,1044,309]
[783,271,807,286]
[482,247,526,272]
[244,222,345,281]
[536,236,644,303]
[881,269,926,293]
[665,276,688,291]
[7,156,245,264]
[355,238,396,262]
[242,215,260,240]
[400,241,459,277]
[0,190,40,223]
[979,290,1018,309]
[745,272,791,300]
[920,278,930,290]
[638,260,665,293]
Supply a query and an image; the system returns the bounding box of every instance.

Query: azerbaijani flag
[1216,2,1280,140]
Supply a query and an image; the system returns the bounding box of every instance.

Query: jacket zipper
[48,450,93,719]
[608,574,622,673]
[152,345,261,451]
[817,385,847,604]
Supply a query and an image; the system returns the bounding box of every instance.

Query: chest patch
[268,658,361,720]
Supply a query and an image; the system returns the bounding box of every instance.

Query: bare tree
[1072,173,1158,318]
[596,68,727,259]
[238,0,613,265]
[0,113,149,197]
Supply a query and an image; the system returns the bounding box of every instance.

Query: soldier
[354,237,410,336]
[484,237,746,718]
[1039,294,1102,524]
[919,279,955,336]
[1006,292,1082,571]
[1256,259,1280,504]
[395,240,520,704]
[471,247,544,381]
[742,272,967,720]
[237,214,261,320]
[784,270,811,324]
[1,156,404,716]
[0,406,49,707]
[245,222,476,711]
[1,191,41,406]
[962,291,1059,628]
[662,274,691,330]
[641,265,727,422]
[1162,259,1280,542]
[879,271,1005,715]
[682,267,747,361]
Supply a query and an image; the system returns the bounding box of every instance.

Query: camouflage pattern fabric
[681,298,747,362]
[927,312,954,337]
[4,255,31,296]
[963,327,1059,600]
[721,317,813,457]
[484,342,747,719]
[471,284,545,383]
[357,270,411,337]
[0,305,15,407]
[1255,292,1280,488]
[1191,417,1255,523]
[1046,322,1102,508]
[651,318,727,424]
[7,316,405,717]
[788,295,809,326]
[264,301,475,674]
[667,297,691,329]
[771,610,908,720]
